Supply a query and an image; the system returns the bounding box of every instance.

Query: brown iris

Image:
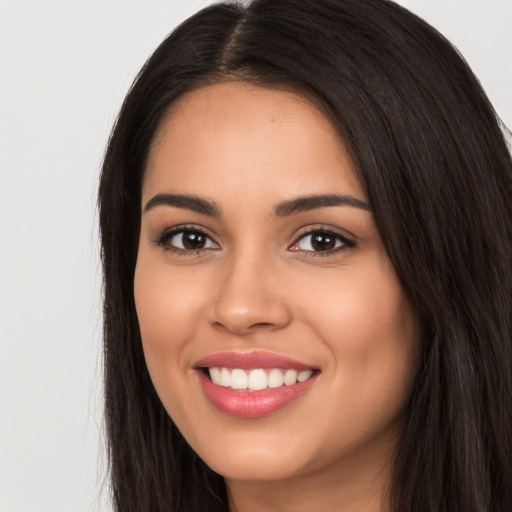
[310,232,337,251]
[181,231,207,250]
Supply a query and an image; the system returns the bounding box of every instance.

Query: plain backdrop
[0,1,510,511]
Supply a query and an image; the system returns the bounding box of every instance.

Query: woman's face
[134,82,418,483]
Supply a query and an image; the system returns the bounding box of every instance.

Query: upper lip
[194,351,317,370]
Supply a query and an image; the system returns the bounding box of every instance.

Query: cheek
[133,257,208,424]
[133,259,204,385]
[301,253,415,353]
[134,254,204,346]
[298,255,418,411]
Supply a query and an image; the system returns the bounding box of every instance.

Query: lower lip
[196,370,318,417]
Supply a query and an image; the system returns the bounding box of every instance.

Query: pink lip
[194,351,319,418]
[194,351,315,370]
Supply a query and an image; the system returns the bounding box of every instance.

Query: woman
[98,0,512,510]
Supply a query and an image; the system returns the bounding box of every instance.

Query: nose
[207,252,292,336]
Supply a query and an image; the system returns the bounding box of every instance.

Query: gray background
[1,1,510,511]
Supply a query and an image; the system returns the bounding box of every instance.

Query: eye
[155,227,219,253]
[289,228,355,254]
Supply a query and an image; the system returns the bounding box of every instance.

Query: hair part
[99,1,512,510]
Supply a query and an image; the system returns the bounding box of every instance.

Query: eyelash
[153,225,356,257]
[289,227,356,257]
[153,225,219,256]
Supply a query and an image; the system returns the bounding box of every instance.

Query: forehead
[153,81,333,144]
[143,82,365,206]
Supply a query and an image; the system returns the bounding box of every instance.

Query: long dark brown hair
[98,0,512,510]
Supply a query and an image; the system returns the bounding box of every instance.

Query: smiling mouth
[203,367,318,391]
[196,358,320,417]
[194,352,320,416]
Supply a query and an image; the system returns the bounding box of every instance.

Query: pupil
[182,231,206,250]
[311,233,335,251]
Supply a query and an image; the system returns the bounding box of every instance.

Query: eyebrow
[274,194,371,216]
[143,193,221,216]
[143,192,371,217]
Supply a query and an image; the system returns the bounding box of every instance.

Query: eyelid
[152,224,220,253]
[151,223,355,257]
[288,225,356,254]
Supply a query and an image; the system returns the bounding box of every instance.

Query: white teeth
[209,367,221,384]
[230,369,248,390]
[267,368,284,388]
[297,370,313,382]
[207,367,315,390]
[247,369,268,390]
[283,369,298,385]
[220,368,231,387]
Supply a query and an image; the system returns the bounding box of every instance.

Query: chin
[206,454,304,482]
[190,427,327,483]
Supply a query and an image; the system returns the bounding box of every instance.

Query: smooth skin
[134,82,419,512]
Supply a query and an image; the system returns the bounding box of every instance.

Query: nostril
[248,322,275,330]
[211,320,281,334]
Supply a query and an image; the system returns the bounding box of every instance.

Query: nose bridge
[208,244,290,334]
